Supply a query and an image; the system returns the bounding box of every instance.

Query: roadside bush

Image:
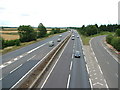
[4,39,21,47]
[0,37,5,49]
[111,37,120,51]
[14,39,21,46]
[116,29,120,36]
[106,34,114,44]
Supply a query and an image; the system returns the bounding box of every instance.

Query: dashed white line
[70,61,73,71]
[98,65,103,75]
[27,55,36,61]
[72,54,74,59]
[10,64,22,73]
[67,74,71,88]
[19,55,23,58]
[14,58,18,61]
[86,64,89,74]
[41,36,71,88]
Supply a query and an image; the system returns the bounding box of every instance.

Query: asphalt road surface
[90,35,119,88]
[37,30,90,88]
[1,31,69,89]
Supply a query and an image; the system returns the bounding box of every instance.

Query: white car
[59,35,62,38]
[57,38,61,42]
[72,35,75,37]
[49,41,54,47]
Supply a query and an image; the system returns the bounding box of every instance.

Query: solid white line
[41,36,71,88]
[89,78,93,89]
[67,74,71,88]
[98,65,103,75]
[10,64,22,73]
[86,64,89,74]
[27,55,36,61]
[27,43,47,54]
[101,43,118,63]
[70,61,73,71]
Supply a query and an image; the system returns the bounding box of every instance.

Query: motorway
[90,35,119,88]
[37,30,90,88]
[1,31,69,89]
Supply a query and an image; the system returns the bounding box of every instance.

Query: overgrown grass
[78,31,115,45]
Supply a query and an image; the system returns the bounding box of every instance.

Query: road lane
[91,35,118,88]
[37,30,90,88]
[69,31,90,88]
[2,32,68,63]
[40,36,73,88]
[2,31,69,89]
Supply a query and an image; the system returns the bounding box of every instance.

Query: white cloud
[0,0,119,27]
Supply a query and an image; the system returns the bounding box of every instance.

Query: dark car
[74,51,81,58]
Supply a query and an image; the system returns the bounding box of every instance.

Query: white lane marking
[19,55,23,58]
[89,78,93,89]
[10,64,23,73]
[70,61,73,71]
[67,74,71,88]
[90,38,109,88]
[115,73,118,78]
[0,65,5,69]
[93,82,103,86]
[94,73,97,75]
[27,55,36,61]
[101,43,118,63]
[72,54,74,59]
[41,36,71,88]
[104,79,109,88]
[0,78,2,81]
[27,43,47,54]
[86,64,89,74]
[7,61,12,64]
[14,58,18,61]
[1,43,47,69]
[98,65,103,75]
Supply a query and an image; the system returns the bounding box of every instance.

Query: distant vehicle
[59,35,62,38]
[57,38,61,42]
[72,37,75,40]
[77,36,79,38]
[68,31,71,33]
[74,51,81,58]
[72,35,75,37]
[49,41,54,47]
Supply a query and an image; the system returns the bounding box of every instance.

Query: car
[57,38,61,42]
[72,37,75,40]
[77,36,79,38]
[74,51,81,58]
[72,35,75,37]
[59,35,62,38]
[49,41,54,47]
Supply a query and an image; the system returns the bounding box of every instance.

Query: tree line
[76,24,120,51]
[0,23,67,49]
[78,24,120,36]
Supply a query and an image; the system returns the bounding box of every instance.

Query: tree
[0,37,4,49]
[37,23,47,38]
[116,29,120,36]
[85,25,98,36]
[18,25,37,42]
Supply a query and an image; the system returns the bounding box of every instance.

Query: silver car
[74,51,81,58]
[49,41,54,47]
[57,38,61,42]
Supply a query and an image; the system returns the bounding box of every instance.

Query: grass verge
[0,33,60,55]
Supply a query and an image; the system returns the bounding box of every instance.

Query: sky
[0,0,119,27]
